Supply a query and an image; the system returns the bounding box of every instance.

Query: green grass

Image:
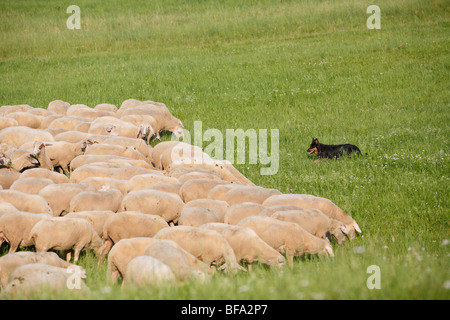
[0,0,449,299]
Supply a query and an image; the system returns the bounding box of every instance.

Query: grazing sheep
[222,185,282,206]
[0,251,80,289]
[122,256,175,287]
[10,177,54,195]
[9,262,86,283]
[154,226,245,273]
[53,130,94,143]
[100,211,169,257]
[69,154,153,172]
[0,171,21,189]
[47,100,70,114]
[39,183,96,216]
[120,189,184,224]
[207,184,238,201]
[106,237,209,282]
[29,217,104,262]
[144,242,206,281]
[70,164,159,183]
[0,212,51,253]
[179,179,231,203]
[20,168,69,184]
[223,202,266,225]
[66,104,91,116]
[94,103,118,113]
[69,184,123,213]
[237,216,334,266]
[159,144,208,170]
[64,210,115,238]
[0,202,18,212]
[257,205,303,217]
[151,141,184,169]
[125,173,179,194]
[6,111,41,129]
[200,223,285,268]
[262,194,361,239]
[47,116,90,131]
[271,209,348,244]
[0,116,19,130]
[183,199,229,222]
[39,114,64,130]
[0,104,33,116]
[177,171,223,184]
[80,177,128,195]
[101,136,153,159]
[147,182,182,195]
[178,206,219,227]
[29,142,54,171]
[168,166,222,180]
[84,143,150,164]
[0,190,52,215]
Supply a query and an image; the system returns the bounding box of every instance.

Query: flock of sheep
[0,99,362,296]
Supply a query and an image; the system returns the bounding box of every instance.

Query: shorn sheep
[0,98,362,294]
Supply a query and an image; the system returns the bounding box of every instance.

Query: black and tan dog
[307,138,362,160]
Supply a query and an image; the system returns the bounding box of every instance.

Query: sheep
[0,116,18,130]
[47,100,70,114]
[147,182,182,195]
[120,189,184,225]
[0,104,33,116]
[237,216,334,266]
[179,178,231,203]
[47,116,91,131]
[64,210,115,238]
[26,107,56,118]
[119,98,141,110]
[177,171,223,184]
[262,194,361,239]
[200,223,285,268]
[0,171,21,189]
[151,141,184,169]
[223,202,266,225]
[94,103,118,113]
[125,173,179,194]
[0,212,51,253]
[39,114,64,129]
[83,143,150,164]
[0,149,39,172]
[100,211,169,258]
[77,109,116,120]
[208,184,238,200]
[9,177,54,195]
[41,139,96,174]
[0,202,18,211]
[66,104,91,116]
[183,199,229,222]
[178,206,219,227]
[154,226,246,273]
[144,242,206,281]
[19,167,69,184]
[159,144,209,170]
[29,217,104,263]
[29,142,54,171]
[9,262,86,283]
[122,256,175,287]
[69,154,154,173]
[101,136,153,159]
[271,209,348,245]
[79,177,128,195]
[222,185,282,206]
[6,111,41,129]
[54,130,93,143]
[69,184,123,213]
[69,164,160,183]
[0,190,52,215]
[0,251,81,289]
[106,237,209,282]
[258,205,303,217]
[39,183,96,216]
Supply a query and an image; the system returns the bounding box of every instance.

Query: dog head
[307,138,319,155]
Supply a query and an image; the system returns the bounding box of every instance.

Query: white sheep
[0,190,52,215]
[47,100,70,114]
[9,262,86,284]
[125,173,179,194]
[0,251,81,289]
[271,209,349,245]
[0,212,51,253]
[19,167,69,184]
[39,183,96,216]
[64,210,114,238]
[0,116,19,130]
[223,202,266,225]
[122,256,175,287]
[183,199,229,222]
[146,182,182,195]
[29,217,104,262]
[0,171,21,189]
[6,111,41,129]
[69,164,160,183]
[79,177,128,195]
[69,154,153,173]
[101,135,153,159]
[100,211,169,258]
[83,143,150,164]
[69,184,123,213]
[120,189,184,225]
[207,184,238,200]
[179,178,231,203]
[0,104,33,116]
[154,226,246,273]
[177,206,219,227]
[262,194,361,239]
[9,177,54,195]
[200,223,285,268]
[237,216,334,266]
[221,185,282,206]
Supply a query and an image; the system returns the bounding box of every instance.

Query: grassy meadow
[0,0,448,299]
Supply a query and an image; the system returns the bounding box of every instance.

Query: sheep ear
[27,155,40,165]
[137,124,143,138]
[353,221,362,233]
[340,224,349,235]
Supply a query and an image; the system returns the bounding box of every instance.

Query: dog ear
[314,138,319,144]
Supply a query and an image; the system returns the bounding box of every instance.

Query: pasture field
[0,0,448,300]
